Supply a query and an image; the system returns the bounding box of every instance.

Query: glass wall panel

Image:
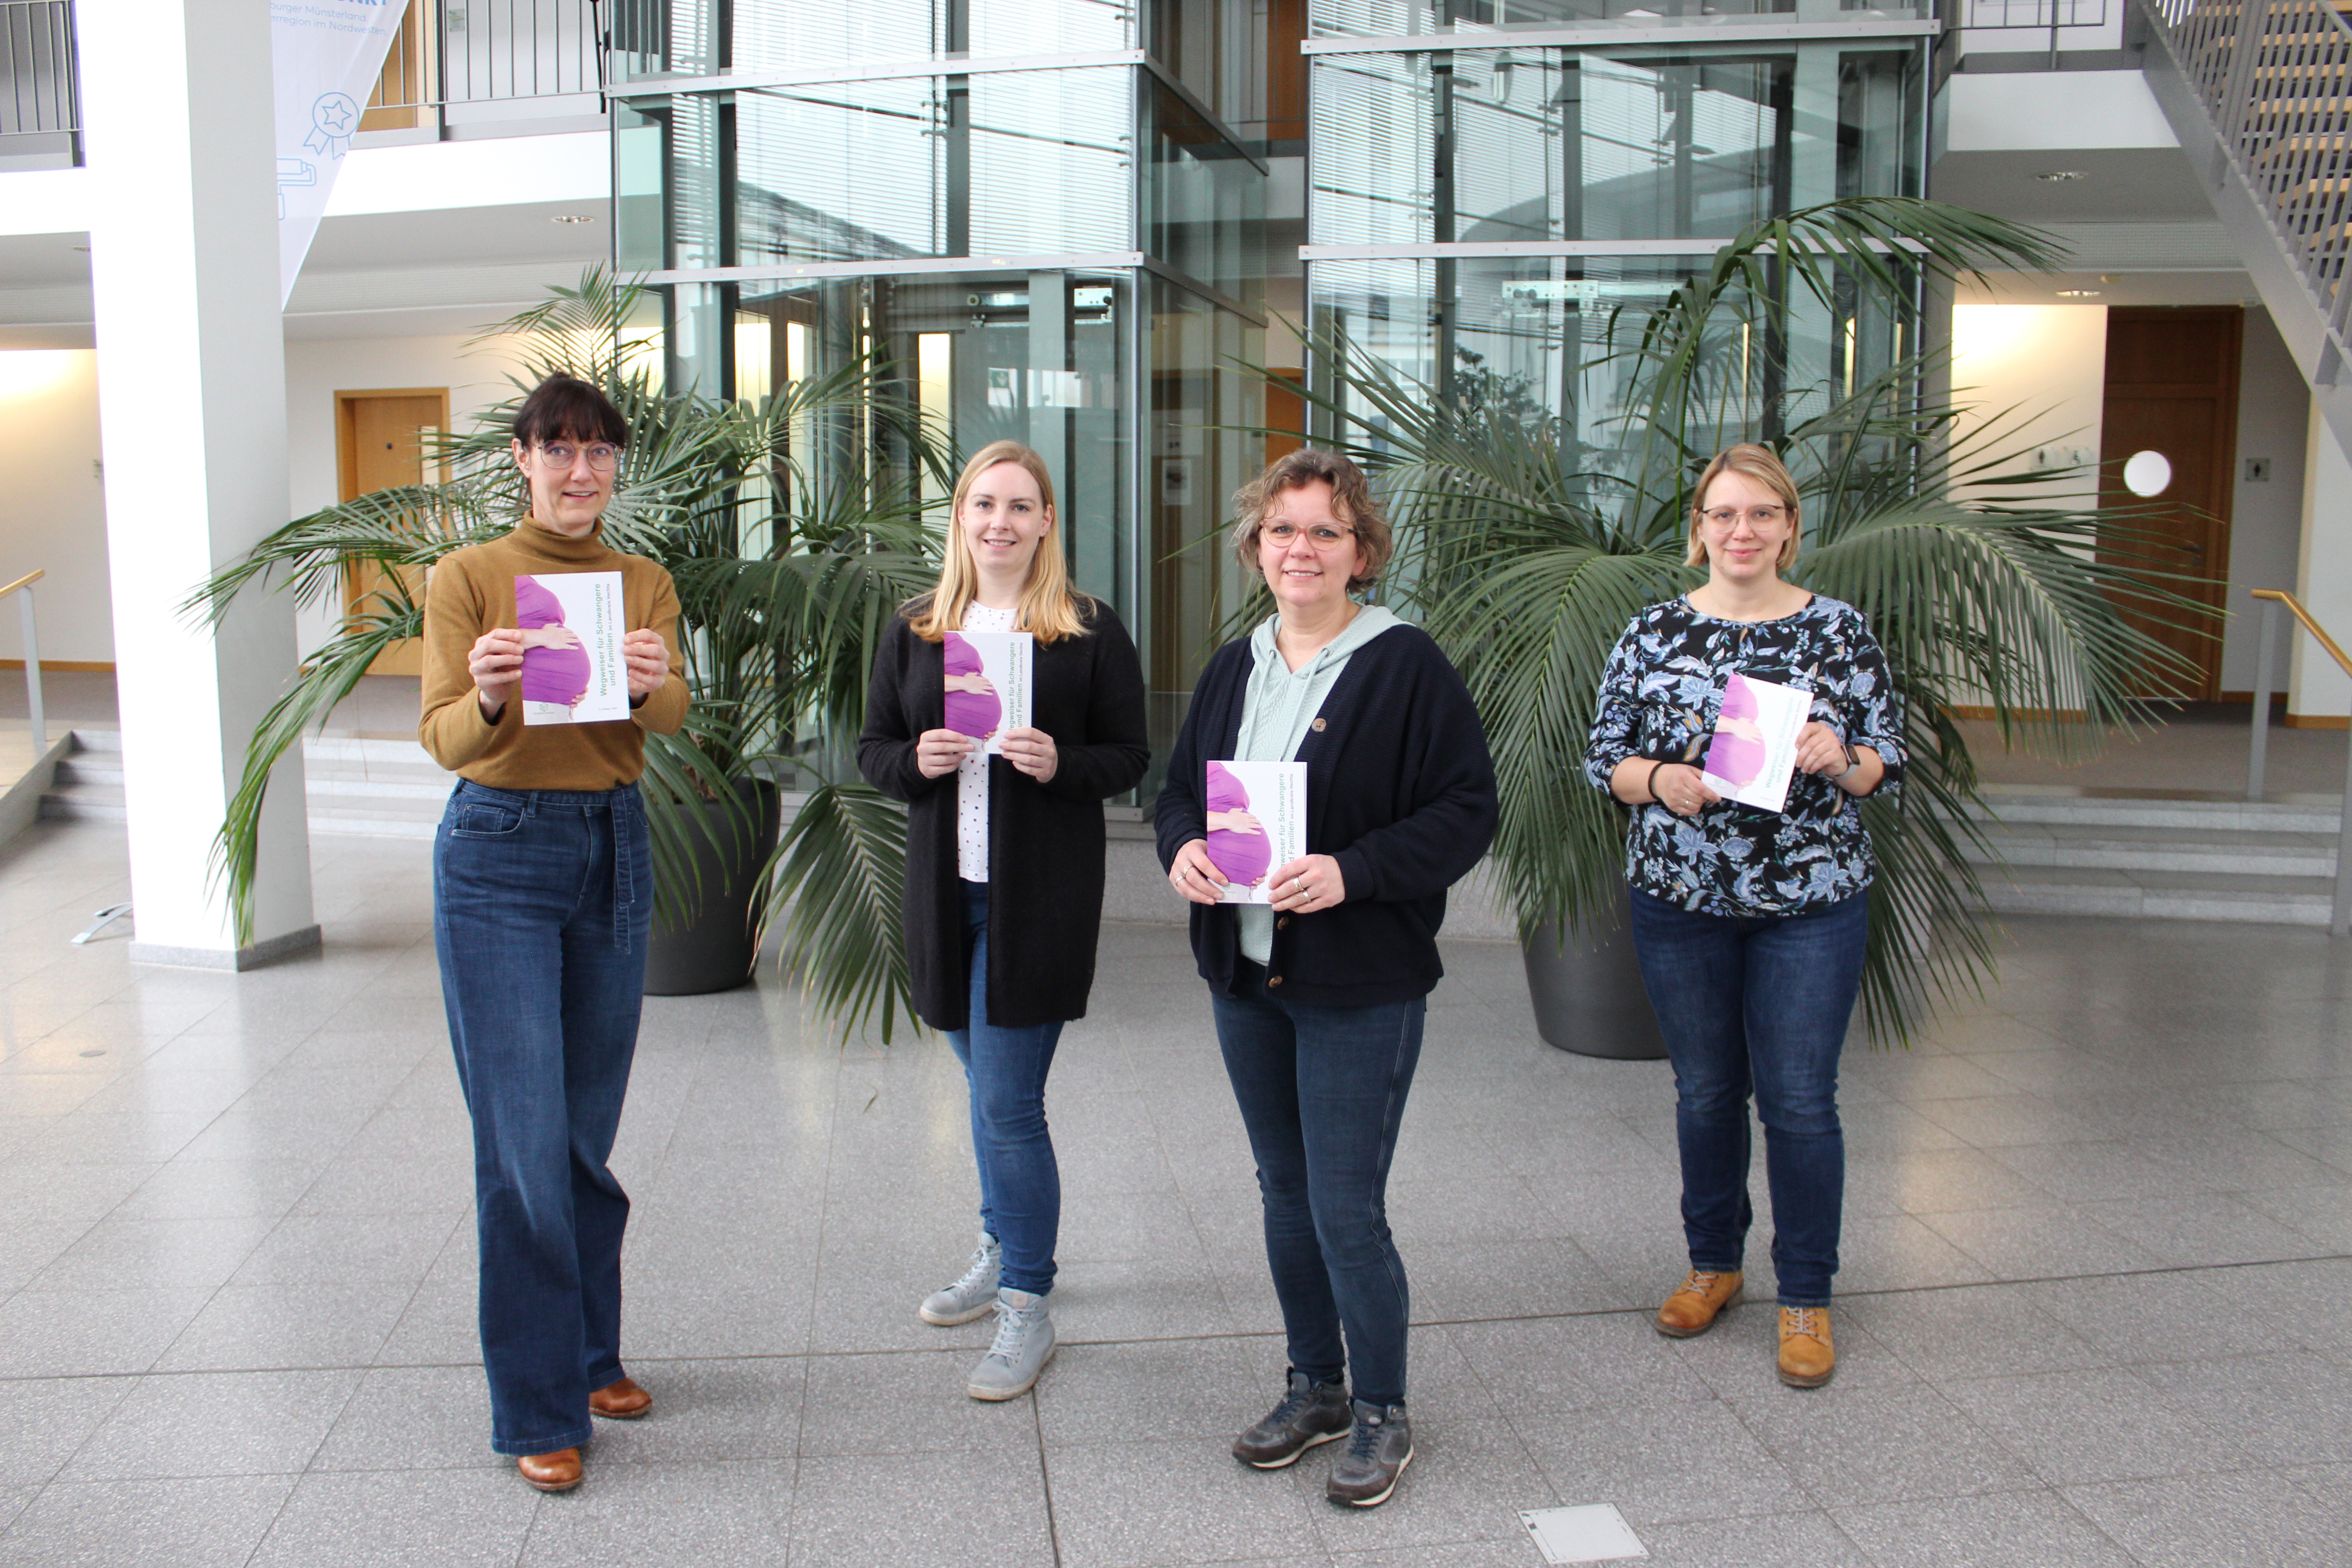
[724,0,1135,72]
[1150,0,1267,132]
[725,67,1134,266]
[1308,0,1821,34]
[726,270,1134,612]
[1310,52,1436,247]
[1577,54,1788,240]
[1145,80,1268,301]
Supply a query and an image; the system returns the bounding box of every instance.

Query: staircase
[2140,0,2352,449]
[1967,784,2340,925]
[41,729,451,839]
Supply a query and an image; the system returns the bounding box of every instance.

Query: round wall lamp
[2122,450,2173,497]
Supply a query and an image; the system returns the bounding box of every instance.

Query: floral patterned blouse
[1584,594,1903,916]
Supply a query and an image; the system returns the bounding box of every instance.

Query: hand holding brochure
[943,630,1034,755]
[1204,760,1307,904]
[517,571,629,725]
[1699,671,1811,813]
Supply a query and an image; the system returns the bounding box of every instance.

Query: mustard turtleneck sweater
[419,516,688,789]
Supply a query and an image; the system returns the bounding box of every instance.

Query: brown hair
[513,374,627,450]
[1688,443,1803,572]
[1230,447,1394,596]
[907,441,1091,644]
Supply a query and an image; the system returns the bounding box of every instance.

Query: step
[1970,786,2339,835]
[1980,865,2333,926]
[1965,820,2337,878]
[38,728,454,839]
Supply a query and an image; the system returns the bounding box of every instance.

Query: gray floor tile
[0,1474,295,1568]
[1838,1284,2111,1383]
[1916,1204,2170,1283]
[1044,1436,1326,1568]
[109,1159,323,1222]
[798,1348,1034,1455]
[2063,1469,2352,1568]
[517,1459,792,1566]
[1668,1303,1920,1396]
[1447,1312,1719,1413]
[294,1155,473,1218]
[1939,1366,2220,1484]
[1830,1487,2136,1567]
[2019,1271,2292,1364]
[1514,1396,1803,1526]
[1620,1508,1872,1567]
[2074,1192,2328,1269]
[0,1287,215,1377]
[60,1368,363,1481]
[789,1446,1052,1568]
[1729,1385,2038,1509]
[570,1359,804,1465]
[1308,1417,1558,1558]
[29,1215,277,1293]
[154,1281,413,1372]
[2131,1350,2352,1466]
[249,1468,538,1568]
[227,1212,460,1288]
[0,1376,136,1486]
[1033,1334,1263,1448]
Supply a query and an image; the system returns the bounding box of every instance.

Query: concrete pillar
[2291,401,2352,725]
[78,0,318,966]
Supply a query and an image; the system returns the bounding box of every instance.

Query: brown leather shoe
[1778,1306,1836,1388]
[517,1448,583,1492]
[1655,1269,1743,1338]
[589,1377,652,1420]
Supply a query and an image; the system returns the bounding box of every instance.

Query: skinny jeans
[944,880,1064,1296]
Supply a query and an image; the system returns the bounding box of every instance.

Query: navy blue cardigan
[1154,623,1498,1008]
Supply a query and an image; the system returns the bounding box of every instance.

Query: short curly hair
[1230,448,1394,595]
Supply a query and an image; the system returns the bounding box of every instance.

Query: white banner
[272,0,411,304]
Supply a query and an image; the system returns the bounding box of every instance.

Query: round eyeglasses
[535,441,621,472]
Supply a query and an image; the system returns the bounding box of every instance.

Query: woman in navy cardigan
[1156,448,1496,1509]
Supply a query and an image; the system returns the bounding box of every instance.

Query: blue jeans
[945,880,1063,1297]
[1211,963,1426,1409]
[434,779,652,1457]
[1627,886,1868,1308]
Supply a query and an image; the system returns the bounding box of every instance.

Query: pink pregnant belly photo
[943,632,1002,738]
[515,576,591,707]
[1205,762,1271,887]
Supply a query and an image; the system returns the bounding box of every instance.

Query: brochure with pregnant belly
[516,571,629,725]
[1204,760,1307,904]
[1699,670,1810,812]
[942,630,1034,755]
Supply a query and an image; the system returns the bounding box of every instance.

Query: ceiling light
[2056,289,2101,298]
[550,214,596,225]
[2036,170,2088,182]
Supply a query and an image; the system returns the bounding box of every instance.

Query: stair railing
[0,569,47,754]
[2246,587,2352,935]
[2142,0,2352,381]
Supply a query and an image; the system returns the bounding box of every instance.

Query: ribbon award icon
[273,0,409,304]
[304,92,362,160]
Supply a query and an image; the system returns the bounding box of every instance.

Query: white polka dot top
[956,602,1018,883]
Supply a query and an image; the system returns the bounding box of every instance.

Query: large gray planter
[645,779,783,997]
[1521,886,1666,1060]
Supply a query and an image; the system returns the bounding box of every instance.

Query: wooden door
[336,389,448,678]
[2097,307,2239,700]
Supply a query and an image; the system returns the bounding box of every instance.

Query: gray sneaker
[920,1233,1001,1326]
[1325,1401,1413,1507]
[1232,1371,1352,1468]
[966,1288,1055,1401]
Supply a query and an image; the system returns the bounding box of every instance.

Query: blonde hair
[1230,447,1394,595]
[908,441,1091,644]
[1688,443,1803,572]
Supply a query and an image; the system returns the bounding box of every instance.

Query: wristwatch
[1835,740,1859,779]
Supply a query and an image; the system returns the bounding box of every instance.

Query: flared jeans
[434,779,651,1456]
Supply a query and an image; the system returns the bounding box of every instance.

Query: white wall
[0,350,112,663]
[1950,303,2109,508]
[2224,309,2307,697]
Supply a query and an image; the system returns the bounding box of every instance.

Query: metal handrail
[367,0,604,118]
[2141,0,2352,385]
[2245,587,2352,936]
[0,568,46,755]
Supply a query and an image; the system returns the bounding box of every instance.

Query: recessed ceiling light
[550,214,596,225]
[2037,170,2088,182]
[70,245,88,252]
[2057,289,2101,298]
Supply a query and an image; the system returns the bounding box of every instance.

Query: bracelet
[1644,759,1672,803]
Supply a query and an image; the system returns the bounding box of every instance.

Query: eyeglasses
[1263,522,1357,549]
[1699,504,1788,530]
[535,442,621,472]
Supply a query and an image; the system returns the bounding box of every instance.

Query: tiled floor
[0,819,2346,1566]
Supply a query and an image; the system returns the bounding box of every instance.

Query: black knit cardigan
[1154,622,1499,1009]
[858,600,1150,1031]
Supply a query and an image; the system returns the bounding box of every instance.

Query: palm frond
[764,782,915,1043]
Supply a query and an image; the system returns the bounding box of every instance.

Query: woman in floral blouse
[1585,443,1901,1391]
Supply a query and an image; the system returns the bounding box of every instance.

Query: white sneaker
[966,1288,1055,1400]
[920,1233,1000,1326]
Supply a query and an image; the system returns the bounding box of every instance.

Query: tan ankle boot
[517,1447,583,1491]
[1655,1269,1743,1338]
[1778,1306,1835,1388]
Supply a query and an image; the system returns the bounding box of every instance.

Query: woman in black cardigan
[859,440,1148,1402]
[1157,449,1496,1509]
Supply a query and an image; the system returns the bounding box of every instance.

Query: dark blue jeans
[945,880,1064,1297]
[1628,886,1868,1308]
[1211,962,1426,1409]
[434,779,651,1457]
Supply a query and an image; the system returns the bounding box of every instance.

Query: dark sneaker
[1231,1370,1352,1469]
[1325,1401,1413,1507]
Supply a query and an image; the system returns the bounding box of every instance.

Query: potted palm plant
[194,271,951,1027]
[1278,198,2200,1050]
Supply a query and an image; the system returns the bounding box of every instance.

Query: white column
[78,0,318,967]
[2291,401,2352,724]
